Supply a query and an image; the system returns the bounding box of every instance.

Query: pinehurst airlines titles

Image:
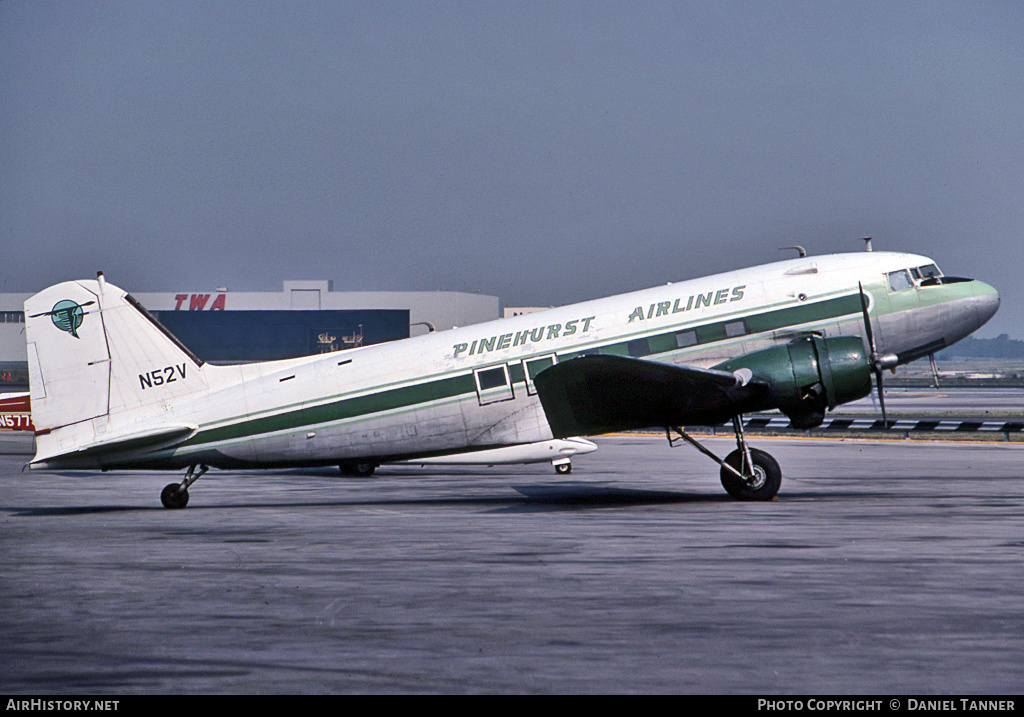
[453,284,746,358]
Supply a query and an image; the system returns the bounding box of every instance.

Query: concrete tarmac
[2,434,1024,694]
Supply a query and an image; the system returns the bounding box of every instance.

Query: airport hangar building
[0,280,500,390]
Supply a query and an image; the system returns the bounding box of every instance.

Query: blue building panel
[154,310,410,363]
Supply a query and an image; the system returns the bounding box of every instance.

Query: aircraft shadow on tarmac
[504,484,725,511]
[4,481,731,517]
[10,463,893,518]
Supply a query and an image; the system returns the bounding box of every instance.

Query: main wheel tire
[340,462,376,477]
[720,448,782,501]
[161,483,189,509]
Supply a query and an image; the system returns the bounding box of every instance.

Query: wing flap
[533,355,766,438]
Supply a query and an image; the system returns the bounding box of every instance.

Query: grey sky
[2,1,1021,337]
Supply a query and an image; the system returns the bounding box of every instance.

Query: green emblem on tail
[49,300,86,338]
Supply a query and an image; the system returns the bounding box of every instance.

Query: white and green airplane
[24,248,998,508]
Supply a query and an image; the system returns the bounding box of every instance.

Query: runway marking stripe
[728,417,1024,432]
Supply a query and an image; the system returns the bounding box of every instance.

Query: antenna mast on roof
[861,237,873,252]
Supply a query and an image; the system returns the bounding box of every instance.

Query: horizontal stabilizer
[533,355,765,438]
[33,424,197,464]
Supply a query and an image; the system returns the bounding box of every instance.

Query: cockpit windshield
[889,263,945,291]
[887,269,914,292]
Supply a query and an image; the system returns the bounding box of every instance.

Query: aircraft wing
[533,354,768,438]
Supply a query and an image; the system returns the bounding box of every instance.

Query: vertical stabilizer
[25,277,210,438]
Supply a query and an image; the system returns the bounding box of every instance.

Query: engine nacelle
[714,336,873,429]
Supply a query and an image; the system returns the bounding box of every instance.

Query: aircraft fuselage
[27,251,998,472]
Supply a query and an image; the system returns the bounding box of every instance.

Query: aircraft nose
[974,281,1000,327]
[938,279,1000,348]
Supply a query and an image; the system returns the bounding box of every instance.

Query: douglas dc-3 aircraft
[24,248,998,508]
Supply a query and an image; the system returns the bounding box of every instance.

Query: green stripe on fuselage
[180,373,477,448]
[181,292,865,449]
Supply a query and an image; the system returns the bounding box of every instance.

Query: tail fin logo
[32,300,95,338]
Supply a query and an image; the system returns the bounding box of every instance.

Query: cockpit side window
[887,269,914,292]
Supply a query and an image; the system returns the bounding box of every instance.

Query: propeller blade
[859,282,889,427]
[858,281,877,354]
[875,367,888,427]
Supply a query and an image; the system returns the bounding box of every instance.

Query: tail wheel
[160,464,206,509]
[720,448,781,501]
[161,483,189,509]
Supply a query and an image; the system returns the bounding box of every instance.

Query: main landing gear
[668,416,782,501]
[161,464,208,509]
[339,461,377,477]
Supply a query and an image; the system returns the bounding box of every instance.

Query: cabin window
[627,338,650,357]
[675,330,698,348]
[477,366,507,390]
[522,354,557,395]
[887,270,914,292]
[724,320,746,338]
[474,364,514,405]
